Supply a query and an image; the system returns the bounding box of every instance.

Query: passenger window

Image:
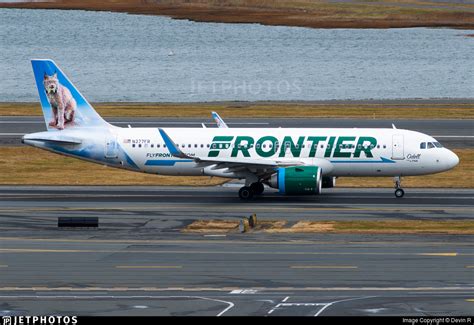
[200,144,204,148]
[157,144,160,148]
[164,144,166,148]
[151,144,154,148]
[188,144,191,148]
[428,142,435,149]
[212,144,216,149]
[138,144,142,148]
[383,145,386,149]
[420,142,426,149]
[132,144,135,148]
[269,144,273,149]
[194,144,197,148]
[207,144,210,148]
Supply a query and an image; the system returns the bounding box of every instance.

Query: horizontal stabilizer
[22,132,82,145]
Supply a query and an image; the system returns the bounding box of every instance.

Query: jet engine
[268,166,322,195]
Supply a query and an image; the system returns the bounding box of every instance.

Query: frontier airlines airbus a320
[23,60,459,199]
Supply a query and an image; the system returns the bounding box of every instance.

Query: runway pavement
[0,116,472,148]
[0,186,473,316]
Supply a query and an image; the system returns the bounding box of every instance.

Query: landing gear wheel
[393,176,405,198]
[250,182,264,195]
[239,186,254,200]
[395,188,405,198]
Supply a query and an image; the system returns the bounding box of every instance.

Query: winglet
[211,111,229,128]
[158,128,193,159]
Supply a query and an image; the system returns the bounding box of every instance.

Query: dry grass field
[0,146,471,187]
[1,102,473,119]
[2,0,473,29]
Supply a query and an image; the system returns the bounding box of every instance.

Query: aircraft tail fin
[31,59,109,131]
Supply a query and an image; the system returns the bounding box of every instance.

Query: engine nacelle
[269,166,322,195]
[322,176,336,188]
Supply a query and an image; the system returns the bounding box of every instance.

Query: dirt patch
[268,221,335,233]
[182,219,474,235]
[183,219,287,233]
[182,220,239,233]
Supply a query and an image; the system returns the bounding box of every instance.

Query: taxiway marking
[290,266,358,269]
[115,266,183,269]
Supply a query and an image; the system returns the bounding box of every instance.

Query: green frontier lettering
[324,136,336,158]
[231,136,255,157]
[353,136,377,158]
[307,136,327,158]
[333,136,356,158]
[208,136,234,157]
[214,135,378,159]
[256,136,278,158]
[279,136,305,158]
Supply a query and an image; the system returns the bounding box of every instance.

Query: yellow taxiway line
[115,265,182,269]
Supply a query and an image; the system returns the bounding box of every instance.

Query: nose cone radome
[446,150,459,170]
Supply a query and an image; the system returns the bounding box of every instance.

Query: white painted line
[229,289,258,294]
[0,133,25,136]
[282,296,290,302]
[314,296,376,316]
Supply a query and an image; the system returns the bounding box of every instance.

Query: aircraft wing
[211,111,229,128]
[158,128,303,169]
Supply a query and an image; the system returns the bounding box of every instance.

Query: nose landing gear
[394,176,405,198]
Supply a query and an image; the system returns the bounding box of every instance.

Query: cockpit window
[434,142,443,148]
[427,142,435,149]
[420,142,426,149]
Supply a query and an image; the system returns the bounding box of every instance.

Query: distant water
[0,8,473,102]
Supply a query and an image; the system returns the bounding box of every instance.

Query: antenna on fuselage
[392,123,397,129]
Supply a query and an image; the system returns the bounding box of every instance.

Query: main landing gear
[394,176,405,198]
[239,182,264,200]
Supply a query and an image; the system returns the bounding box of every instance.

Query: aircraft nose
[446,150,459,169]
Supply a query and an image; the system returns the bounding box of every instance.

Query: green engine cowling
[269,166,322,195]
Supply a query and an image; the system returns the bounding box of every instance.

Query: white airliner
[23,60,459,199]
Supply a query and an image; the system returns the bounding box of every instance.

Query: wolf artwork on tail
[43,72,76,130]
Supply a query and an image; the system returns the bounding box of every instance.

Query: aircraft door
[392,134,404,160]
[105,136,118,159]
